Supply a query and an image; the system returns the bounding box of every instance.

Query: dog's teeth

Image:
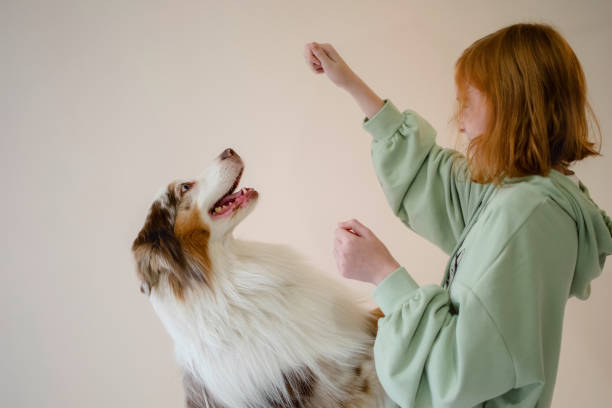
[213,200,237,214]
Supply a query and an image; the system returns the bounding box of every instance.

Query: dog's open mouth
[209,169,258,218]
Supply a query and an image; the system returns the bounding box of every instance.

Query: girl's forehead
[456,80,476,93]
[466,83,478,94]
[456,83,477,99]
[465,84,486,100]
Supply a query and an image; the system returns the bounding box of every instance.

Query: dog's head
[131,148,258,298]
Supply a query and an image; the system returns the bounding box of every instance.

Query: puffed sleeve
[365,100,491,254]
[371,266,515,407]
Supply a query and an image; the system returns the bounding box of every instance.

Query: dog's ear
[132,200,187,296]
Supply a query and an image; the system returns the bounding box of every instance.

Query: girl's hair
[453,23,601,185]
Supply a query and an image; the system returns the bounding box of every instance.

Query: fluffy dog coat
[131,148,389,407]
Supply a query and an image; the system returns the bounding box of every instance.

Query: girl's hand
[333,219,401,285]
[304,42,358,89]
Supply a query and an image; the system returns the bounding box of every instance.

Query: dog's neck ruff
[149,236,374,408]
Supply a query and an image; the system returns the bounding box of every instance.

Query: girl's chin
[464,132,478,141]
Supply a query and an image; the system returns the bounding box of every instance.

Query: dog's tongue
[219,190,242,206]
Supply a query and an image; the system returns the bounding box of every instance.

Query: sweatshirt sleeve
[371,198,575,407]
[365,100,489,254]
[371,268,515,408]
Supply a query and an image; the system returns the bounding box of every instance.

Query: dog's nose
[220,148,236,160]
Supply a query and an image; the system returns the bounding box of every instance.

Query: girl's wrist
[373,261,401,286]
[344,77,384,119]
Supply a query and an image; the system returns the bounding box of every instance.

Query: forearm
[344,74,385,119]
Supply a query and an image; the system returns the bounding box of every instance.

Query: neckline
[502,168,578,185]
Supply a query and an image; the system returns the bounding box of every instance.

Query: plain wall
[2,0,611,406]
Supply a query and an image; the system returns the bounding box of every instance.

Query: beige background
[2,0,611,407]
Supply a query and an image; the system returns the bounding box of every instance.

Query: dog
[131,148,390,408]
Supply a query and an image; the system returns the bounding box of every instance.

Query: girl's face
[457,84,490,141]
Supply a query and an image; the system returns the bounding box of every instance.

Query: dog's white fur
[133,149,389,407]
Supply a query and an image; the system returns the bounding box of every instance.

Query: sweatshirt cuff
[362,99,405,141]
[372,266,420,315]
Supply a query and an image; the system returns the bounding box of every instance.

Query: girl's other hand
[304,42,358,89]
[333,218,401,285]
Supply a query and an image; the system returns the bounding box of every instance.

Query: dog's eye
[180,182,193,197]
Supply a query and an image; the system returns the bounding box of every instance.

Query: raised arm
[305,42,384,119]
[305,41,492,253]
[365,101,493,253]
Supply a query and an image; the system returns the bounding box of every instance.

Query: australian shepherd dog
[131,148,389,408]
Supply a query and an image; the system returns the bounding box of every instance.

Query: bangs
[450,23,600,186]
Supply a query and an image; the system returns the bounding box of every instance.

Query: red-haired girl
[305,23,612,407]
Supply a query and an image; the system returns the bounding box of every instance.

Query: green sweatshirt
[364,99,612,408]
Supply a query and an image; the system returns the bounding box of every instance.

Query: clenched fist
[333,218,401,285]
[304,42,359,89]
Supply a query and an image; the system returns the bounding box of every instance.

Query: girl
[304,23,612,408]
